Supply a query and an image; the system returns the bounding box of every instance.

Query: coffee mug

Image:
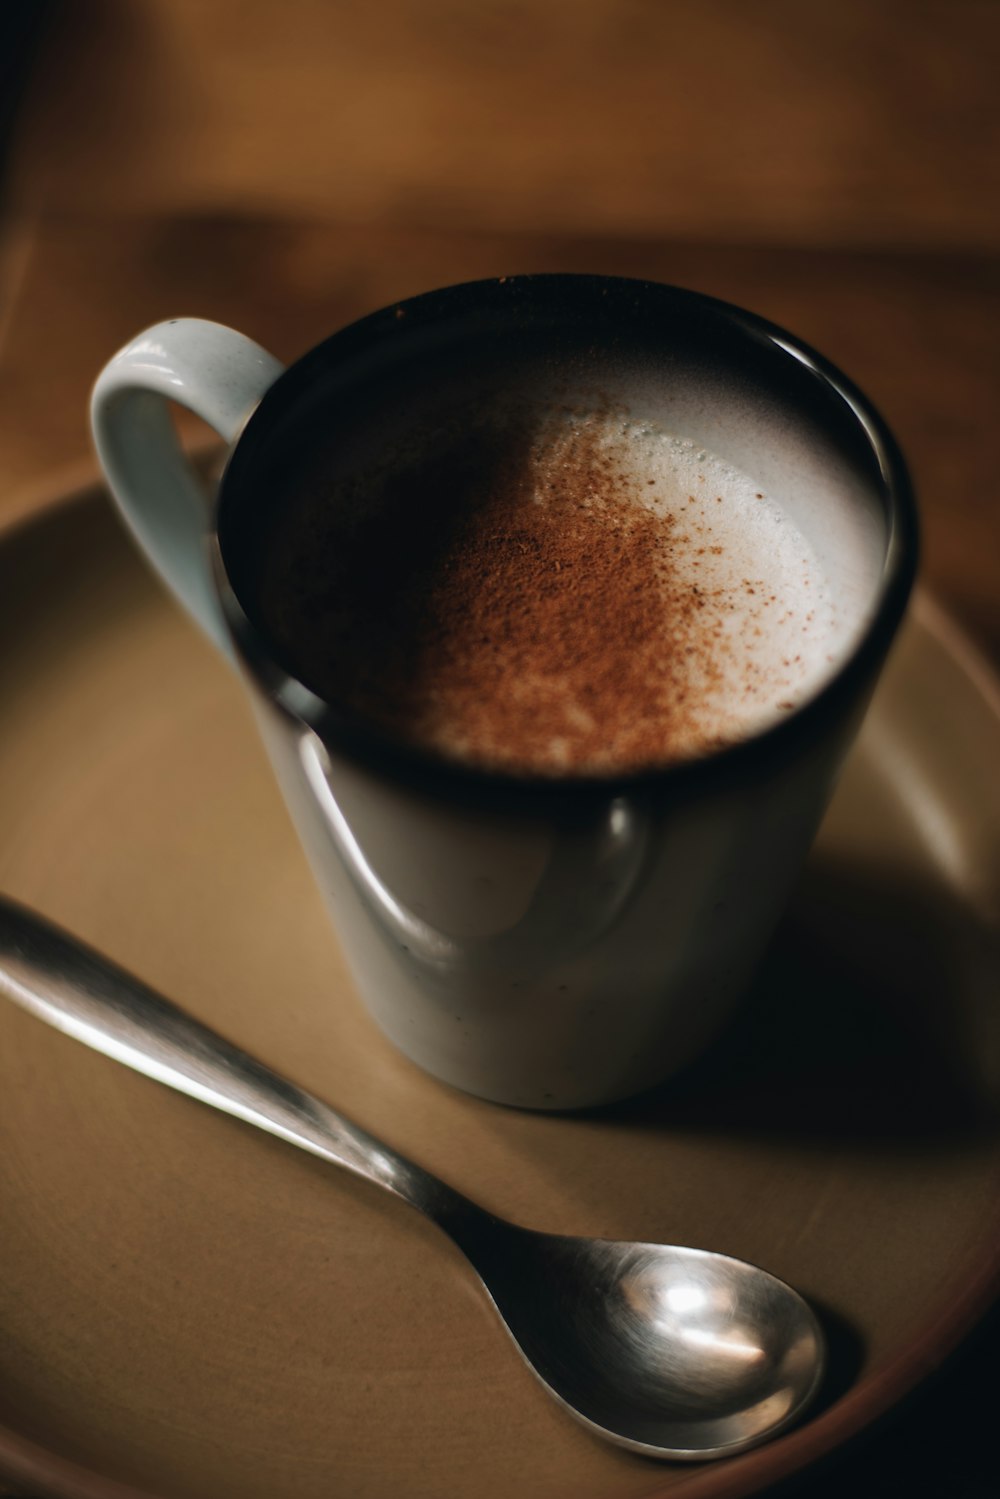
[91,276,917,1109]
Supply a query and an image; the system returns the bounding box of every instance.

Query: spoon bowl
[0,897,825,1461]
[463,1226,824,1457]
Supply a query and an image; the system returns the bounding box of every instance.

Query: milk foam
[425,409,848,770]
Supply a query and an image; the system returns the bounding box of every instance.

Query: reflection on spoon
[0,896,825,1461]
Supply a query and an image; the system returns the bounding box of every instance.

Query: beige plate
[1,478,1000,1499]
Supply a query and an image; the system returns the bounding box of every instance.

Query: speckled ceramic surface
[1,481,999,1499]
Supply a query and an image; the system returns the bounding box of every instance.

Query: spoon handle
[0,897,464,1219]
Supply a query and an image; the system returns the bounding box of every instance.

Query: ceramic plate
[1,479,999,1499]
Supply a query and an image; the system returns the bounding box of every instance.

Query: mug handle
[90,318,285,657]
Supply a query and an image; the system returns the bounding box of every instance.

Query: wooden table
[3,0,998,661]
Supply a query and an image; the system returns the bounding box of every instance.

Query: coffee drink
[257,398,848,776]
[95,284,915,1106]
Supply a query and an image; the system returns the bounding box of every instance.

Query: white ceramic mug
[91,276,918,1108]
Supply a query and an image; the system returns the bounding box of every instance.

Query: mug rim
[214,273,919,809]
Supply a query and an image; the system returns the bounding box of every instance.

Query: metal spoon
[0,896,825,1461]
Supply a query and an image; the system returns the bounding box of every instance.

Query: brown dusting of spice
[264,410,787,774]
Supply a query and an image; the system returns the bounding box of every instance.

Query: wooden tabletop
[2,0,998,658]
[0,3,998,1495]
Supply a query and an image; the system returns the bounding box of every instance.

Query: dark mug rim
[214,273,919,810]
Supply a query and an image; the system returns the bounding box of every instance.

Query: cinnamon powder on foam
[266,408,824,774]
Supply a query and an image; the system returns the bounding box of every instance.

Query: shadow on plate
[594,856,1000,1148]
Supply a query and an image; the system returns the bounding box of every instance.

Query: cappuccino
[259,402,847,776]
